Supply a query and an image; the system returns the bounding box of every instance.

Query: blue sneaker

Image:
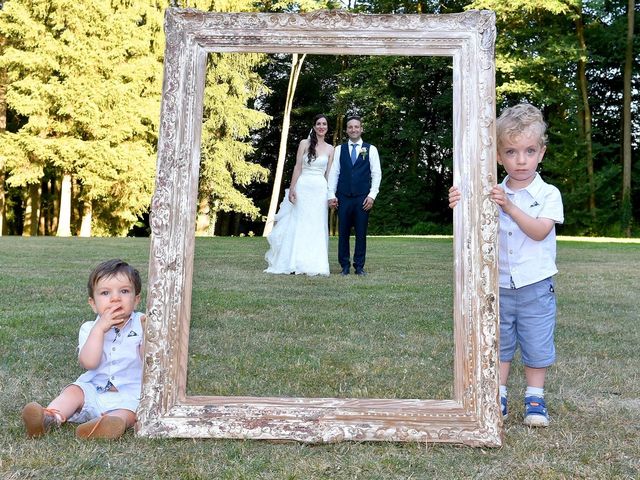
[500,396,508,419]
[523,396,549,427]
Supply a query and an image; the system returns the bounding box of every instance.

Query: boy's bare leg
[22,385,84,438]
[499,360,511,387]
[524,366,546,388]
[47,384,85,421]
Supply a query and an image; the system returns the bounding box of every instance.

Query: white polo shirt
[498,173,564,289]
[75,311,145,398]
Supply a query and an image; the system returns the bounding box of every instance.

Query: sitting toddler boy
[22,259,146,439]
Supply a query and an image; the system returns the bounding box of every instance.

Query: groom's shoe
[355,268,367,276]
[340,267,350,276]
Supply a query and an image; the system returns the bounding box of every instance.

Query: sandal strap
[85,415,107,438]
[43,407,66,424]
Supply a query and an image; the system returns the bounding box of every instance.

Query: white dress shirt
[75,311,145,398]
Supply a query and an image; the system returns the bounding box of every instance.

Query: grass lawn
[1,236,639,479]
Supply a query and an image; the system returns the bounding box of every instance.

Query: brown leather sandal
[22,402,65,438]
[75,415,127,439]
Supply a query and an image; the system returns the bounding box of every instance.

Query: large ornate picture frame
[137,8,501,446]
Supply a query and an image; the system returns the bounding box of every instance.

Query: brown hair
[87,259,142,297]
[307,113,328,163]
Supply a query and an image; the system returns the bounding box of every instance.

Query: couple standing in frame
[264,114,382,277]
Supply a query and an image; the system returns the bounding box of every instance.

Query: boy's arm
[138,314,147,360]
[78,327,106,370]
[78,304,124,370]
[491,185,555,241]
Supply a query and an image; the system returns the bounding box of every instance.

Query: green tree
[0,0,164,236]
[467,0,589,234]
[183,0,272,236]
[197,52,271,235]
[468,0,639,236]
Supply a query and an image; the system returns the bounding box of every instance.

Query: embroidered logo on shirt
[97,380,115,393]
[127,331,138,337]
[530,201,540,207]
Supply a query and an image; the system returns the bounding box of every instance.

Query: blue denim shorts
[499,277,557,368]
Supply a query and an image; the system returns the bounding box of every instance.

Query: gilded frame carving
[137,8,501,447]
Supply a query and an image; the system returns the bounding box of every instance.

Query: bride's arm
[289,140,307,203]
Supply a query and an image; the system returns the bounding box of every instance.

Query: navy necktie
[350,144,358,164]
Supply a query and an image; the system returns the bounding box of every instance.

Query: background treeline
[0,0,638,237]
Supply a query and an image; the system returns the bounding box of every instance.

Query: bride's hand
[288,188,297,203]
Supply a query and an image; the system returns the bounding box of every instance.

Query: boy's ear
[134,294,141,307]
[539,145,547,161]
[88,297,98,313]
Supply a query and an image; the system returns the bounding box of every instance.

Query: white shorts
[66,381,139,424]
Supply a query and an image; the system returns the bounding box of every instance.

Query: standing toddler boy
[449,103,564,426]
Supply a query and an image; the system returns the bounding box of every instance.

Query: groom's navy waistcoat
[337,142,371,197]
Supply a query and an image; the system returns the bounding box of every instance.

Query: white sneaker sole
[523,414,549,427]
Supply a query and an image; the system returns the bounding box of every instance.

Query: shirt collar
[502,172,543,197]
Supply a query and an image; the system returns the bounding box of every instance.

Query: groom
[328,115,382,276]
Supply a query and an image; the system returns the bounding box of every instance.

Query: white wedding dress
[264,154,330,276]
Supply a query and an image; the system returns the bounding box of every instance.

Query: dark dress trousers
[336,142,372,270]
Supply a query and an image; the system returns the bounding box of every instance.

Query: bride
[265,114,334,276]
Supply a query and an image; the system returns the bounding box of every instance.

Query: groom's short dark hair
[346,115,362,125]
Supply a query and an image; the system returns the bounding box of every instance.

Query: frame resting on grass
[137,8,501,447]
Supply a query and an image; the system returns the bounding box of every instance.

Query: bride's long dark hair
[307,113,328,163]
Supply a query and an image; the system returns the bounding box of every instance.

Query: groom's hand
[363,197,374,211]
[328,198,338,209]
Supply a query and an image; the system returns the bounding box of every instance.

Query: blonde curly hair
[497,103,547,148]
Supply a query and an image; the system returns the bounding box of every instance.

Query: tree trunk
[79,200,92,237]
[575,10,596,220]
[196,196,214,236]
[621,0,635,236]
[23,183,41,236]
[263,53,306,237]
[210,208,218,237]
[0,53,6,236]
[57,173,73,237]
[50,176,60,234]
[38,177,48,235]
[0,172,6,235]
[330,99,347,237]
